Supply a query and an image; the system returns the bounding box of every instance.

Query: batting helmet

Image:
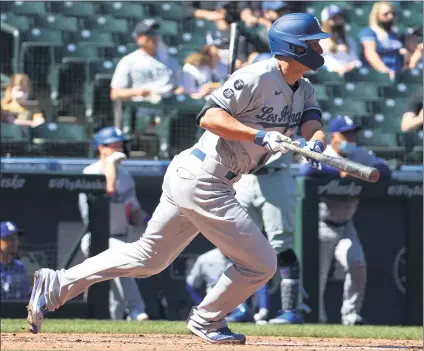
[93,126,129,151]
[268,13,331,70]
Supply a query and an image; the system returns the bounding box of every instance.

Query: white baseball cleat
[187,320,246,344]
[27,270,49,334]
[254,308,269,324]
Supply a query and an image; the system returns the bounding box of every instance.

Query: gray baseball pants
[39,148,277,330]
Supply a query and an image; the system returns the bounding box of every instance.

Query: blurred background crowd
[0,0,422,165]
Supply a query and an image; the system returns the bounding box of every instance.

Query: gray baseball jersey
[186,248,231,294]
[110,49,182,99]
[79,161,141,235]
[197,57,321,174]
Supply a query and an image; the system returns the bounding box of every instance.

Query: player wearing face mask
[299,115,391,325]
[320,5,362,76]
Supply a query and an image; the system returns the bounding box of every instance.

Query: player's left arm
[300,118,327,147]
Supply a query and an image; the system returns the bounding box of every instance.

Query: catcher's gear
[268,13,331,70]
[93,126,130,151]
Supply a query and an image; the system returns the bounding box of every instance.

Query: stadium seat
[59,43,100,62]
[35,14,79,33]
[399,8,423,27]
[105,43,138,60]
[10,1,46,16]
[344,68,393,85]
[30,122,90,157]
[313,84,329,101]
[101,2,147,19]
[305,70,342,86]
[84,16,129,34]
[158,19,180,37]
[0,123,31,157]
[349,2,374,26]
[22,28,63,44]
[182,19,217,35]
[71,30,115,48]
[50,1,97,18]
[377,98,409,120]
[153,2,184,20]
[1,12,31,31]
[357,129,404,157]
[334,82,379,101]
[382,83,422,99]
[320,98,370,118]
[397,69,422,84]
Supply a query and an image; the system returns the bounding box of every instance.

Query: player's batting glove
[301,139,325,170]
[105,151,127,166]
[254,130,292,154]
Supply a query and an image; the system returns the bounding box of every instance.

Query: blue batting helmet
[268,13,331,70]
[93,126,129,151]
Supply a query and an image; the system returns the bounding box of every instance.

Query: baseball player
[186,248,269,323]
[233,52,303,324]
[300,115,391,325]
[1,221,31,301]
[79,126,149,321]
[28,13,330,344]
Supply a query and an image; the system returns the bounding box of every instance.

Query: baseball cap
[328,115,361,133]
[321,5,344,22]
[262,1,288,11]
[134,19,160,37]
[0,221,22,239]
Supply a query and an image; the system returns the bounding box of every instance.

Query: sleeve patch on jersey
[233,79,244,91]
[223,88,235,99]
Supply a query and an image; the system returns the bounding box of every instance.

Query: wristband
[254,130,267,146]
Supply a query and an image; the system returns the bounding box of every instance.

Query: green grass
[1,319,422,340]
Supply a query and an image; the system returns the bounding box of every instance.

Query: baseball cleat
[27,270,49,334]
[127,311,149,321]
[254,308,269,324]
[269,310,304,324]
[187,321,246,344]
[342,314,366,326]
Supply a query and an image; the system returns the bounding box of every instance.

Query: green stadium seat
[154,2,184,20]
[399,8,423,27]
[102,2,147,19]
[157,19,180,37]
[357,129,405,160]
[0,123,31,157]
[376,98,409,120]
[85,16,129,34]
[1,12,31,31]
[105,43,137,59]
[1,123,29,139]
[305,70,342,86]
[30,122,90,157]
[71,30,115,48]
[349,2,374,26]
[51,1,97,18]
[334,82,379,100]
[60,43,100,62]
[10,1,46,16]
[383,83,422,99]
[320,98,369,117]
[23,28,63,44]
[344,68,393,85]
[313,84,329,101]
[35,14,78,33]
[182,19,217,34]
[397,69,422,84]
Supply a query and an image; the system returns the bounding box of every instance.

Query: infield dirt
[1,333,422,351]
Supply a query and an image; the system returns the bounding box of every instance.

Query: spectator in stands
[0,221,31,301]
[1,73,45,127]
[401,88,423,132]
[358,2,404,80]
[110,19,183,103]
[182,1,226,22]
[320,5,362,76]
[241,1,290,30]
[401,27,423,69]
[182,44,227,100]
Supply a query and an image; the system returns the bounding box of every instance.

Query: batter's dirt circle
[1,333,422,351]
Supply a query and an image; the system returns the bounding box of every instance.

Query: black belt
[254,167,282,175]
[324,219,349,227]
[191,148,238,181]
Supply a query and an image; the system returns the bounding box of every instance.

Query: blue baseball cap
[328,115,361,133]
[0,221,22,239]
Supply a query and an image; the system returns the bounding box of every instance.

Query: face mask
[379,20,394,31]
[332,24,345,36]
[11,87,28,101]
[339,141,357,155]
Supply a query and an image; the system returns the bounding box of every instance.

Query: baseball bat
[227,22,240,76]
[280,142,380,183]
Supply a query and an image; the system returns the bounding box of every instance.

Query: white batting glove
[298,139,325,170]
[254,130,292,154]
[105,151,127,166]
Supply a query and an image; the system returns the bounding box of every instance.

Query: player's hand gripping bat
[280,142,381,183]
